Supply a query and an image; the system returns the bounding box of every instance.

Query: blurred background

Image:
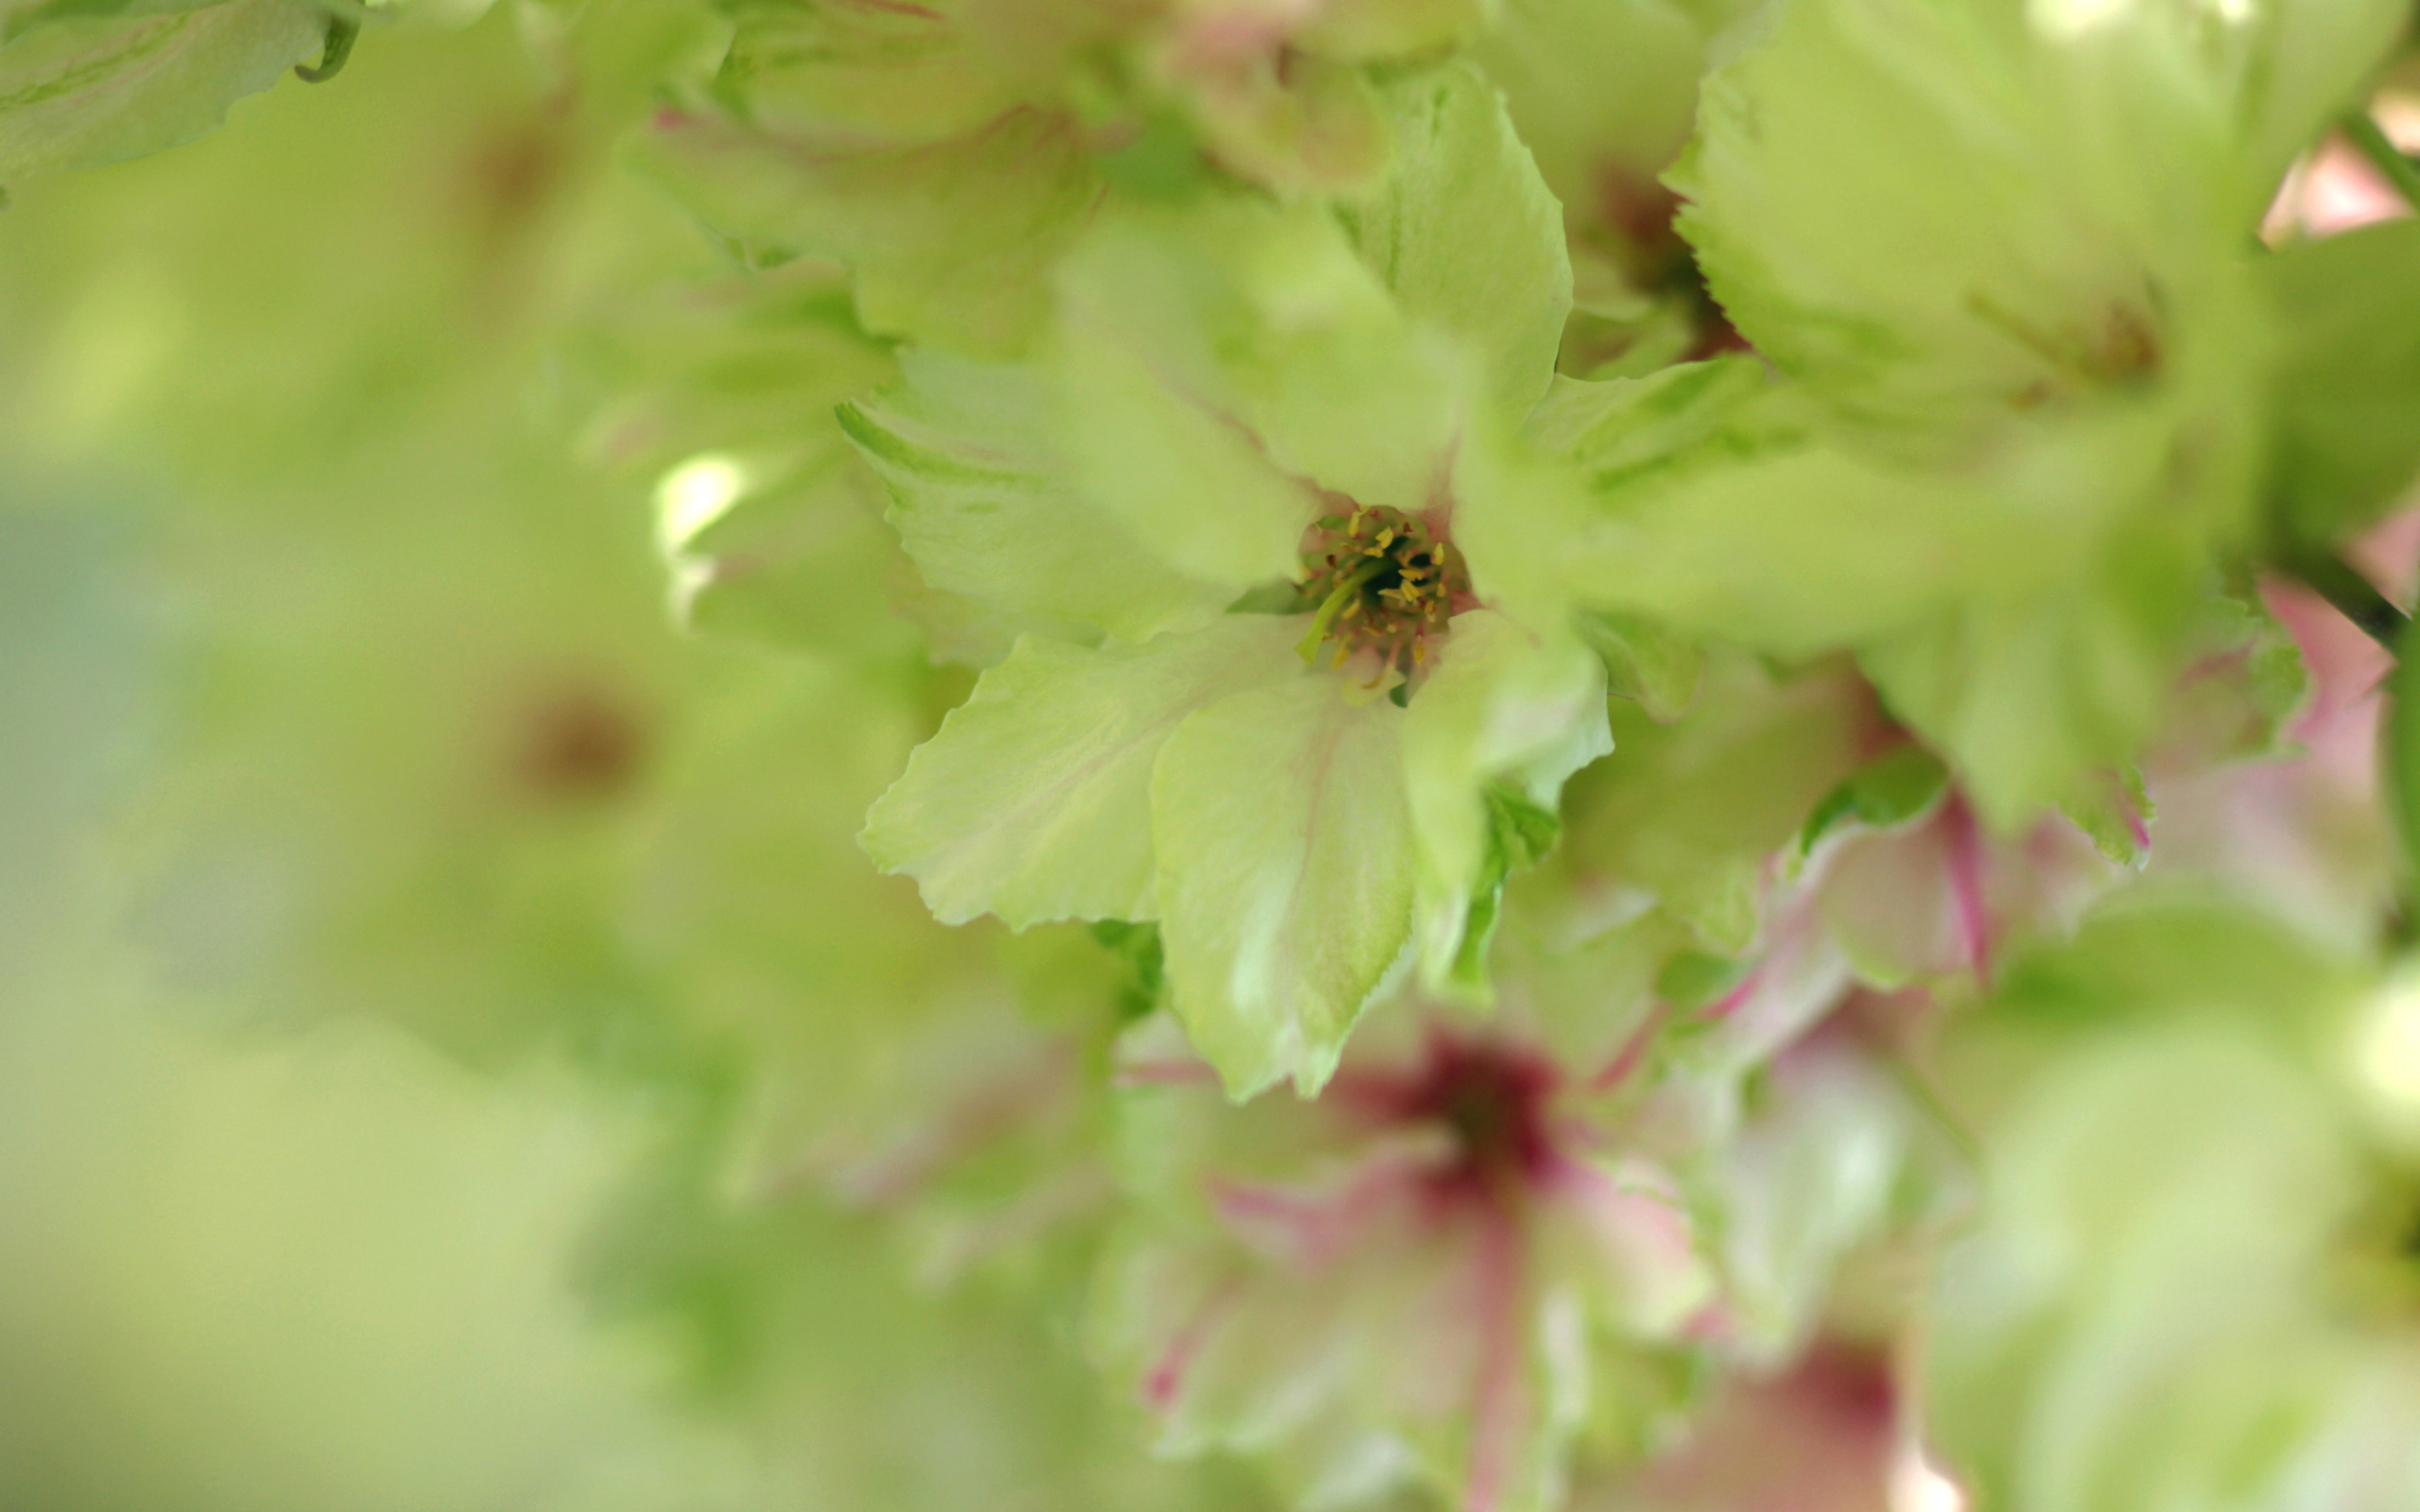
[0,9,1271,1507]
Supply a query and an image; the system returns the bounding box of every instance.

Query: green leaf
[1447,780,1565,990]
[861,616,1302,929]
[838,350,1238,644]
[1339,60,1570,415]
[1090,919,1167,1023]
[0,0,324,180]
[1654,948,1752,1011]
[2261,218,2420,544]
[1151,674,1418,1097]
[1796,744,1952,861]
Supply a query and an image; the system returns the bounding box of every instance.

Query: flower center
[1295,506,1470,679]
[1395,1034,1559,1194]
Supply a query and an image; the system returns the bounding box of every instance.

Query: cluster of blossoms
[16,0,2420,1507]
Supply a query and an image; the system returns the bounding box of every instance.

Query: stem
[2339,109,2420,214]
[2282,550,2407,650]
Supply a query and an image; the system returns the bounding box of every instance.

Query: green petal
[1574,609,1703,724]
[1669,0,2290,452]
[1858,511,2208,833]
[839,349,1238,644]
[1173,45,1392,195]
[2057,764,2154,869]
[862,617,1302,929]
[1560,654,1866,953]
[1049,196,1463,590]
[2223,0,2408,218]
[583,267,913,658]
[1568,436,2043,657]
[1795,744,1953,861]
[632,106,1098,357]
[708,0,1039,145]
[653,448,914,658]
[2261,218,2420,544]
[1151,672,1418,1097]
[1472,0,1737,220]
[1340,60,1571,416]
[1297,0,1490,60]
[1399,609,1609,987]
[0,0,323,180]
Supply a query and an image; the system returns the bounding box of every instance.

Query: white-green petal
[838,349,1237,644]
[631,105,1098,357]
[1340,60,1571,417]
[861,616,1302,929]
[0,0,324,180]
[1151,673,1418,1099]
[1859,517,2207,832]
[1047,201,1342,593]
[2207,0,2407,221]
[1049,198,1464,578]
[1670,0,2275,453]
[1399,610,1609,980]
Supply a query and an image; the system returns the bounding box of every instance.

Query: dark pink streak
[1704,960,1770,1022]
[1113,1058,1221,1088]
[1586,1002,1672,1092]
[1942,795,1992,980]
[1207,1156,1417,1268]
[1144,1279,1242,1412]
[2121,794,2152,857]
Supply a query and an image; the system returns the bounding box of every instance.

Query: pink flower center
[1341,1031,1564,1201]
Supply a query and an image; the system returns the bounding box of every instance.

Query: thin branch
[2281,550,2408,650]
[2339,109,2420,214]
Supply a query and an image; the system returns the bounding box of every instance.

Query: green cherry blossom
[856,63,1610,1097]
[1526,0,2407,829]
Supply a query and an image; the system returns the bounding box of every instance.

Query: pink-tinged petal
[1706,898,1857,1064]
[2270,101,2420,241]
[1941,796,1992,981]
[1462,1205,1527,1512]
[1602,1342,1898,1512]
[1547,1159,1712,1335]
[809,1044,1075,1208]
[2151,578,2396,942]
[1206,1150,1426,1268]
[1812,817,1965,989]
